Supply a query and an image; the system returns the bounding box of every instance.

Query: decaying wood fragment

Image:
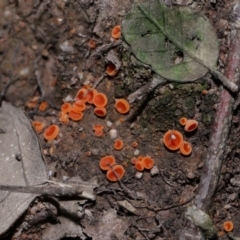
[179,2,240,239]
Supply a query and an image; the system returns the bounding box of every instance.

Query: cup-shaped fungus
[73,100,86,112]
[88,39,96,49]
[180,141,192,155]
[44,125,59,140]
[86,89,97,104]
[32,121,44,133]
[163,130,183,151]
[61,102,72,113]
[93,93,108,108]
[99,156,116,171]
[142,156,154,169]
[115,99,130,114]
[179,117,188,126]
[39,101,49,112]
[131,141,138,148]
[106,165,125,182]
[93,124,104,137]
[111,25,121,39]
[223,221,234,232]
[94,107,107,117]
[69,109,83,121]
[75,88,88,103]
[135,160,145,171]
[184,119,198,132]
[114,139,124,150]
[106,63,118,77]
[58,111,69,124]
[131,157,138,165]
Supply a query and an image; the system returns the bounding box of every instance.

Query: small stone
[150,166,159,176]
[134,149,140,156]
[135,171,143,179]
[106,121,113,128]
[109,129,117,139]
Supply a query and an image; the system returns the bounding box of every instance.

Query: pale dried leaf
[0,101,48,236]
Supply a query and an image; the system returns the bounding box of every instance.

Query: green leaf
[122,0,219,82]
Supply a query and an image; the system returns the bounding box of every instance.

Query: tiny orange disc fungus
[73,100,86,112]
[94,129,103,137]
[61,102,72,113]
[180,141,192,155]
[58,111,69,124]
[184,119,198,132]
[179,117,188,126]
[99,156,116,171]
[88,39,96,49]
[39,101,49,112]
[131,157,138,165]
[86,89,97,104]
[106,165,125,182]
[131,141,138,148]
[142,156,154,169]
[32,121,44,133]
[93,93,108,108]
[111,25,121,39]
[115,99,130,114]
[75,88,88,103]
[163,130,183,151]
[135,160,145,171]
[93,124,104,131]
[106,63,118,77]
[223,221,234,232]
[94,107,107,117]
[44,125,59,140]
[69,109,83,121]
[114,139,124,150]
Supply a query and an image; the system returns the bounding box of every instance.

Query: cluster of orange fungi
[131,156,155,171]
[163,118,198,155]
[93,124,104,137]
[99,156,125,182]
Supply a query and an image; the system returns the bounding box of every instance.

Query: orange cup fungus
[131,157,138,165]
[88,39,96,49]
[223,221,234,232]
[99,155,116,171]
[131,141,138,148]
[75,88,88,103]
[94,107,107,117]
[180,141,192,155]
[61,102,72,113]
[93,124,104,137]
[69,109,83,121]
[184,119,198,132]
[114,139,124,150]
[179,117,188,126]
[163,130,183,151]
[106,165,125,182]
[111,25,121,39]
[32,121,44,133]
[39,101,49,112]
[135,160,145,171]
[106,63,118,77]
[44,125,59,140]
[93,93,108,108]
[58,111,69,124]
[73,100,86,112]
[86,89,97,104]
[115,99,130,114]
[142,156,154,169]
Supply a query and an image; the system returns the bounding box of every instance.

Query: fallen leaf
[0,101,48,237]
[122,0,219,82]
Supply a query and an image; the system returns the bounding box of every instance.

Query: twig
[179,2,240,239]
[138,4,239,93]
